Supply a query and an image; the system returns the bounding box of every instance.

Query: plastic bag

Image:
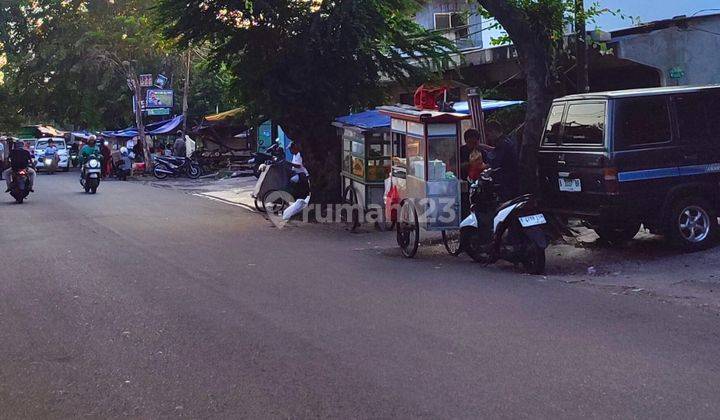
[385,184,399,223]
[282,195,311,221]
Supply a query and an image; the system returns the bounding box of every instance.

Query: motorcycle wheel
[521,242,546,275]
[462,228,492,264]
[84,185,90,193]
[90,186,97,194]
[188,164,201,179]
[153,163,169,180]
[442,230,462,256]
[15,195,24,204]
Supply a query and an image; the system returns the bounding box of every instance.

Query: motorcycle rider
[79,135,102,178]
[44,139,59,174]
[4,141,36,192]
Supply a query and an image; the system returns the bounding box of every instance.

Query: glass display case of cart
[379,105,469,230]
[333,110,392,212]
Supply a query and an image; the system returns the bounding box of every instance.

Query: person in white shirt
[288,141,309,183]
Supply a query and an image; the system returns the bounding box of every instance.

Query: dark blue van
[538,85,720,251]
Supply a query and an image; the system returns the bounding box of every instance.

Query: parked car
[34,138,70,172]
[537,85,720,251]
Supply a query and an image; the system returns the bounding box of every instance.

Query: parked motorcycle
[8,169,31,204]
[80,154,102,194]
[249,142,285,178]
[459,168,560,275]
[153,156,202,180]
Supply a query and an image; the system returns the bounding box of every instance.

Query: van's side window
[543,104,564,145]
[562,103,605,145]
[675,94,717,144]
[614,96,671,149]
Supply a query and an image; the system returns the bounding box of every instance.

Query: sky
[482,0,720,45]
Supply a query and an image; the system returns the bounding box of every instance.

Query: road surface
[1,172,719,418]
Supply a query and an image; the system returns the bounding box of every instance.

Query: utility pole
[575,0,589,93]
[124,61,152,171]
[181,48,191,137]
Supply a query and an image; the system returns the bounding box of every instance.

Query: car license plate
[519,214,547,228]
[558,177,581,192]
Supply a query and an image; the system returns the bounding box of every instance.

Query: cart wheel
[263,190,289,217]
[397,200,419,258]
[254,196,266,213]
[343,185,361,232]
[442,230,462,256]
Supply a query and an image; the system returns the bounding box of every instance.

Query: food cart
[379,106,470,258]
[334,110,393,231]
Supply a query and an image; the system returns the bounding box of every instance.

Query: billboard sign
[146,89,174,109]
[155,74,168,89]
[139,74,154,87]
[147,108,170,116]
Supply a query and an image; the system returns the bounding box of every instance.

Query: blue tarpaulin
[102,116,184,138]
[335,100,524,130]
[453,100,524,114]
[335,110,390,130]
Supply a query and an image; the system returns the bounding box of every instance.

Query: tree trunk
[518,46,555,193]
[281,122,342,204]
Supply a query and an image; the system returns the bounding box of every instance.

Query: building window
[434,12,468,40]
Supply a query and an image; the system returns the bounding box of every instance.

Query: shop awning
[453,100,524,114]
[334,110,390,130]
[148,115,184,135]
[335,100,524,131]
[204,107,247,123]
[102,116,183,138]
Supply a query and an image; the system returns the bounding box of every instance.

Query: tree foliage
[155,0,455,200]
[0,0,234,131]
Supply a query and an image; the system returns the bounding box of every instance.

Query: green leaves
[155,0,455,128]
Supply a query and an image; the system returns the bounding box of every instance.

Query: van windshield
[561,102,605,146]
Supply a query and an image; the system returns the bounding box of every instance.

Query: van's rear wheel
[594,222,641,245]
[667,197,718,252]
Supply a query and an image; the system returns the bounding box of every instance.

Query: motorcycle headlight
[89,159,100,168]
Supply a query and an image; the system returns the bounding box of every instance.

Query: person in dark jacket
[479,121,519,202]
[4,141,36,192]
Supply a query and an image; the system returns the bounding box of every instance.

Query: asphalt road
[2,172,720,418]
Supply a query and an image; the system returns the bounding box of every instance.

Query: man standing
[173,131,186,157]
[480,121,519,201]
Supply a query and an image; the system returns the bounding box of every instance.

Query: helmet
[87,135,97,146]
[120,147,128,155]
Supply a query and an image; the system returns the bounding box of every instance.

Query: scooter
[8,169,31,204]
[153,155,202,180]
[80,154,102,194]
[459,168,559,275]
[43,155,57,175]
[249,142,285,178]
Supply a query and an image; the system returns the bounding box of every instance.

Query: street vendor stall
[379,106,470,258]
[333,110,392,231]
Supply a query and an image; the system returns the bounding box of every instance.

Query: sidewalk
[143,175,258,210]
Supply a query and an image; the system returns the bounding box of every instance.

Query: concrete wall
[414,0,483,50]
[615,15,720,86]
